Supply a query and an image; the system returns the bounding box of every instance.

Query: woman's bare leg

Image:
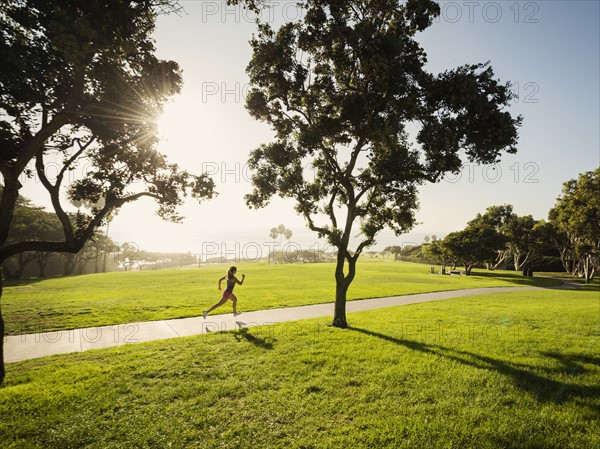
[230,294,238,314]
[205,296,228,317]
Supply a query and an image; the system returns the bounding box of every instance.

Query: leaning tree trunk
[514,251,532,272]
[492,250,510,270]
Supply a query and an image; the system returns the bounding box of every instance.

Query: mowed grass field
[3,260,560,334]
[1,288,598,449]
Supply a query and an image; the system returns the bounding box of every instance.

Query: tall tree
[0,0,267,384]
[549,168,600,282]
[244,0,522,327]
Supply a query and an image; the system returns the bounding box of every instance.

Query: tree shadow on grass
[3,277,48,288]
[472,270,563,288]
[233,322,275,350]
[541,351,600,373]
[348,327,600,411]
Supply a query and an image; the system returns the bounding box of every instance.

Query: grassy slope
[1,289,598,449]
[3,261,560,334]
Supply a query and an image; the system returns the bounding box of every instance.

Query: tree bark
[492,250,510,270]
[514,250,532,272]
[333,281,349,328]
[332,250,356,328]
[0,267,5,385]
[583,255,595,284]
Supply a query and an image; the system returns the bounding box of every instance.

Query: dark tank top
[226,279,235,292]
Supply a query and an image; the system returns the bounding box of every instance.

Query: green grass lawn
[1,289,598,448]
[2,260,561,335]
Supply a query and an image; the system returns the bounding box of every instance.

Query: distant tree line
[385,168,599,282]
[1,190,197,279]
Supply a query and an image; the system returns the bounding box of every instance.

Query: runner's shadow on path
[234,322,275,349]
[348,327,600,412]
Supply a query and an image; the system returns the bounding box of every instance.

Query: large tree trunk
[0,267,5,385]
[333,281,349,328]
[332,250,356,328]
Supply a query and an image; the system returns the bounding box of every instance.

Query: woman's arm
[235,274,246,285]
[218,275,226,290]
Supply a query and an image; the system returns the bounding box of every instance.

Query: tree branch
[0,240,80,262]
[35,149,74,241]
[319,143,343,179]
[340,138,366,201]
[15,68,85,175]
[325,188,338,228]
[354,238,374,262]
[57,137,96,183]
[304,212,331,237]
[118,191,164,205]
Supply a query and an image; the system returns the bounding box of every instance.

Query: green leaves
[419,62,522,176]
[245,0,521,258]
[442,224,505,274]
[549,168,600,280]
[0,0,216,261]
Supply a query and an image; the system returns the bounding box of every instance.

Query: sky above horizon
[18,0,600,258]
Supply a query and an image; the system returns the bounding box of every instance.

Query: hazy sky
[20,1,600,257]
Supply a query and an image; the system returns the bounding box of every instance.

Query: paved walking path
[3,285,551,363]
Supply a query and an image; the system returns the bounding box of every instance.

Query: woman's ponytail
[227,266,237,279]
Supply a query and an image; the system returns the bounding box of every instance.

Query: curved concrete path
[4,286,545,363]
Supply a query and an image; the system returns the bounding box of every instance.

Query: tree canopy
[549,167,600,282]
[0,0,220,262]
[467,204,542,271]
[244,0,522,327]
[0,0,224,384]
[437,221,505,275]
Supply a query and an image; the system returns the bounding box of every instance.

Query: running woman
[203,266,245,318]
